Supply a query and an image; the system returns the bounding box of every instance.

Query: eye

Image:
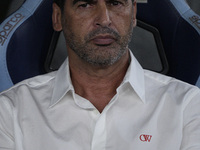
[77,1,95,8]
[78,3,90,8]
[110,0,123,6]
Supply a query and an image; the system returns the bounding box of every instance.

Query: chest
[15,97,183,150]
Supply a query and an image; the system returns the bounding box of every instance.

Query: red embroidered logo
[139,134,152,142]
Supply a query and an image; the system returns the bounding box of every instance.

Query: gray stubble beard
[62,18,134,67]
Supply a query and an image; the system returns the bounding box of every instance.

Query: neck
[69,50,130,113]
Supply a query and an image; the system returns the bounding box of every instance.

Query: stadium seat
[0,0,54,92]
[137,0,200,86]
[0,0,199,92]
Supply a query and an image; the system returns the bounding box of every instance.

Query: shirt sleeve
[0,94,14,150]
[181,89,200,150]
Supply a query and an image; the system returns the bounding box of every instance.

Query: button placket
[91,95,119,150]
[91,112,107,150]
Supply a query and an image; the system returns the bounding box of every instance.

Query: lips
[92,35,116,46]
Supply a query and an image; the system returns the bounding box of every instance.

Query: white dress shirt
[0,51,200,150]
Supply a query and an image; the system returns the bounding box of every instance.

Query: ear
[52,3,63,31]
[132,0,137,27]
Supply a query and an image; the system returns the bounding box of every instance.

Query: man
[52,0,137,113]
[0,0,199,149]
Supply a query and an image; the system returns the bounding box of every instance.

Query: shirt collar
[49,58,74,107]
[121,51,146,103]
[50,50,146,107]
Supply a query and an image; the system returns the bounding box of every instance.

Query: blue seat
[0,0,54,92]
[0,0,200,92]
[196,76,200,87]
[137,0,200,86]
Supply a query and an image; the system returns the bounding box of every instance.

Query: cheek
[112,14,133,35]
[63,19,92,44]
[69,13,93,33]
[110,5,134,34]
[74,20,95,42]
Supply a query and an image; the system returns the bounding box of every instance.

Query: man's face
[55,0,136,66]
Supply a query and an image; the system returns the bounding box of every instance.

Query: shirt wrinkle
[27,72,56,88]
[182,89,200,111]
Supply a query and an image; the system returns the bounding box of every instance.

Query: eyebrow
[73,0,93,5]
[72,0,128,5]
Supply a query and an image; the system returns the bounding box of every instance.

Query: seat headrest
[137,0,200,85]
[0,0,54,92]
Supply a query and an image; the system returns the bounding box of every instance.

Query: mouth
[91,35,116,46]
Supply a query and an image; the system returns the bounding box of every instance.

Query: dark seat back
[137,0,200,85]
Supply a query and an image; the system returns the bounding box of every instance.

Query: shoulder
[0,71,57,102]
[144,69,198,89]
[144,69,200,103]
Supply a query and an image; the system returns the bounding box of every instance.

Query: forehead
[62,0,134,14]
[69,0,131,5]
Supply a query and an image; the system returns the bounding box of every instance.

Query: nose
[94,4,112,27]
